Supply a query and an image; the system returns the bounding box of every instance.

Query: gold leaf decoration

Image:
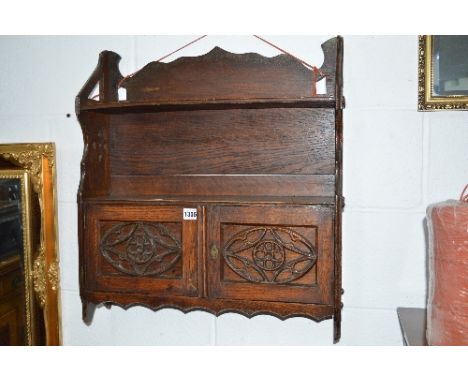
[32,246,47,308]
[418,35,468,111]
[48,260,60,292]
[0,143,55,194]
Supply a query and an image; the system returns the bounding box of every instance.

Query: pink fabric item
[427,187,468,345]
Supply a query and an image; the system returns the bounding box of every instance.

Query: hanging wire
[253,35,316,70]
[111,35,324,96]
[156,35,208,63]
[460,184,468,202]
[253,35,324,96]
[116,35,208,90]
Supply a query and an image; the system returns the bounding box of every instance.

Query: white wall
[0,35,467,345]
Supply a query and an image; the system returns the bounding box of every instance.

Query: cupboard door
[206,205,334,304]
[84,204,199,297]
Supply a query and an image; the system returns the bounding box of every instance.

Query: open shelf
[83,194,338,206]
[78,97,339,114]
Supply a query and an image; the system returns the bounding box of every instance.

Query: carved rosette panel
[222,227,317,284]
[100,222,181,276]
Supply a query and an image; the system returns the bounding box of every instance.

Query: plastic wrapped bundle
[426,185,468,345]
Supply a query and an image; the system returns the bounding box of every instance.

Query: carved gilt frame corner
[418,35,468,111]
[0,143,61,345]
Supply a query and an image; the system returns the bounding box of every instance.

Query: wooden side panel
[78,111,110,199]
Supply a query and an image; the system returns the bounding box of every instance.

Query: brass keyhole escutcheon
[210,244,218,260]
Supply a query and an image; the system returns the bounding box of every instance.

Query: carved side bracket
[76,50,123,113]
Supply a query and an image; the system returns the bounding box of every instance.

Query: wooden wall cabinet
[76,36,344,342]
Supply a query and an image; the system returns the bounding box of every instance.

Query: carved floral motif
[222,226,317,284]
[32,246,46,307]
[100,222,182,276]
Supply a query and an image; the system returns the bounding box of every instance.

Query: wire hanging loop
[460,184,468,202]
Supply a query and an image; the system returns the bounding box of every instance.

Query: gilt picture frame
[418,35,468,111]
[0,143,61,345]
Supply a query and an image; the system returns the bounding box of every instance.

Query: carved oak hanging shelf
[76,36,344,343]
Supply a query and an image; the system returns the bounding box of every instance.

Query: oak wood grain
[109,108,335,176]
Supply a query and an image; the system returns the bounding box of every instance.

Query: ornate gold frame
[0,143,61,345]
[418,35,468,111]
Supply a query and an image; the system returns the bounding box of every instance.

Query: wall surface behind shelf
[0,35,467,345]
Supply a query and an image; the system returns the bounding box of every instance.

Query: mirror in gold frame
[0,143,61,345]
[419,35,468,111]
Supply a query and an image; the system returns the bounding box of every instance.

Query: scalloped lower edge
[80,293,341,343]
[102,301,331,322]
[81,294,336,324]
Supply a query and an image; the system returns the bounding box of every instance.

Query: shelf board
[78,97,339,113]
[81,194,337,206]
